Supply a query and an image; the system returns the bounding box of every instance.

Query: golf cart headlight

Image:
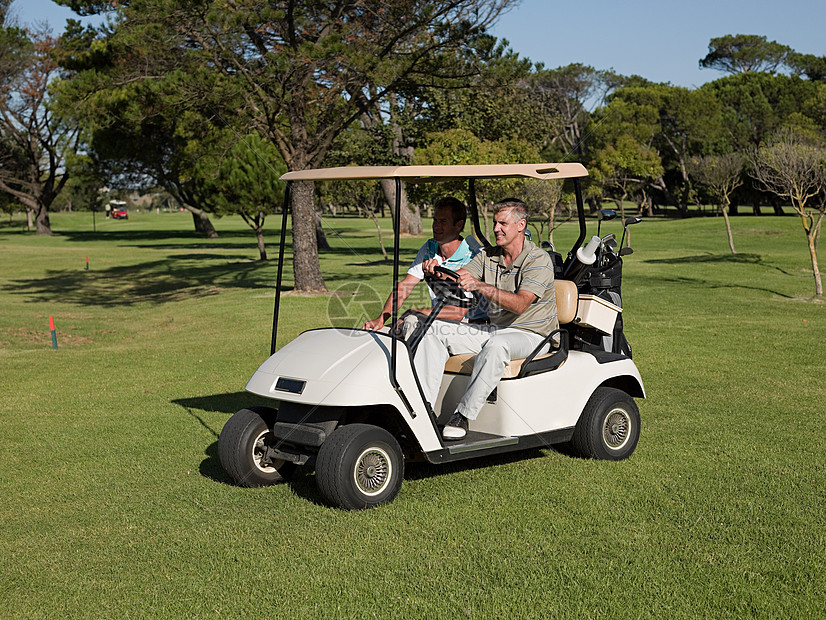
[274,377,306,394]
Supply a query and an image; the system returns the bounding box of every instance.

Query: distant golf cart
[108,200,128,220]
[218,164,645,509]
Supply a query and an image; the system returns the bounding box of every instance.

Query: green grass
[1,210,824,618]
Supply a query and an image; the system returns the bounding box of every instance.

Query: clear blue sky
[491,0,826,87]
[9,0,826,89]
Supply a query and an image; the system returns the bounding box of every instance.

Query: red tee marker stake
[86,256,89,271]
[49,316,58,349]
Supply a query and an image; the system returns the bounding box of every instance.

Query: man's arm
[363,274,420,330]
[405,303,468,322]
[455,268,537,315]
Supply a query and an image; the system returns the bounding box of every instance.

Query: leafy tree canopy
[786,52,826,82]
[700,34,792,75]
[410,127,540,208]
[702,72,819,150]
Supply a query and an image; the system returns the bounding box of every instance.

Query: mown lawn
[1,209,824,618]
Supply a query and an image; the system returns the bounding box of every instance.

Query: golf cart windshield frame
[271,163,590,407]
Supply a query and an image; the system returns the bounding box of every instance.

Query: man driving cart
[413,198,558,440]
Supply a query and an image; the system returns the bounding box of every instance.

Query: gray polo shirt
[464,239,558,337]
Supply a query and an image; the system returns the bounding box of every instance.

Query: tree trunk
[771,198,784,216]
[721,204,736,254]
[795,205,822,296]
[188,206,218,238]
[291,181,327,292]
[652,176,679,215]
[255,225,267,261]
[814,210,824,253]
[369,211,388,260]
[806,229,822,296]
[380,179,422,235]
[35,204,52,235]
[26,208,33,231]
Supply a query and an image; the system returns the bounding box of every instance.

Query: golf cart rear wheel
[218,407,296,487]
[315,424,404,510]
[570,387,640,460]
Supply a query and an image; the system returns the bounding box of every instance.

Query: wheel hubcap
[354,447,392,496]
[252,430,282,473]
[603,408,631,450]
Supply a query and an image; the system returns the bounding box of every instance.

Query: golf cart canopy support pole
[468,179,492,249]
[389,178,416,418]
[271,182,292,355]
[390,177,401,381]
[562,179,588,278]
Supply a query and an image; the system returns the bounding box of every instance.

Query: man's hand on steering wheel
[423,266,482,309]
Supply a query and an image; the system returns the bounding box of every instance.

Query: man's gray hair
[493,198,529,223]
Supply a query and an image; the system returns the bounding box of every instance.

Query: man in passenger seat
[363,196,484,331]
[417,198,559,440]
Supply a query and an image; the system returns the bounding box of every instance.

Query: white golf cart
[218,163,645,509]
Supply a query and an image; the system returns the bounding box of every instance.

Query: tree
[53,151,106,213]
[700,34,792,75]
[352,95,422,235]
[605,84,723,215]
[196,132,286,261]
[689,152,745,254]
[522,178,567,248]
[422,49,563,152]
[787,53,826,82]
[527,63,627,159]
[0,23,79,234]
[54,18,222,238]
[592,134,663,219]
[702,73,819,152]
[102,0,514,292]
[749,129,826,296]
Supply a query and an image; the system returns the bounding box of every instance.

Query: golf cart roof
[280,163,588,183]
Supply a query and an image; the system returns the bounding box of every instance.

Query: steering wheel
[424,266,482,309]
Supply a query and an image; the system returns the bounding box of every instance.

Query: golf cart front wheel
[315,424,404,510]
[218,407,296,487]
[570,387,640,460]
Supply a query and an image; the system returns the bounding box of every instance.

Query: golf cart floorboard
[425,427,574,464]
[445,430,518,454]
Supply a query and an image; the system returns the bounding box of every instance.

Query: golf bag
[574,253,632,358]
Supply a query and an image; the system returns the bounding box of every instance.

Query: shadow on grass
[200,441,229,484]
[5,242,396,308]
[642,252,801,298]
[3,258,281,306]
[175,394,241,484]
[646,251,799,277]
[196,438,325,505]
[173,391,268,416]
[644,274,795,299]
[644,252,763,265]
[56,228,278,245]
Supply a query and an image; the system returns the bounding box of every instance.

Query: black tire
[315,424,404,510]
[218,407,296,487]
[570,387,640,460]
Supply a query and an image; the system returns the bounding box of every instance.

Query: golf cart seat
[443,279,578,378]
